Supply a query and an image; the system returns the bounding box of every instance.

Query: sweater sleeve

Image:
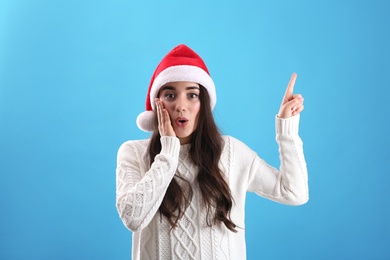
[116,136,181,232]
[246,115,309,205]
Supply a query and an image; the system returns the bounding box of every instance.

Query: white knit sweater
[116,115,308,260]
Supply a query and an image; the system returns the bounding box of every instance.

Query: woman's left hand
[277,73,305,118]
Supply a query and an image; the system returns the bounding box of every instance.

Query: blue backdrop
[1,0,389,259]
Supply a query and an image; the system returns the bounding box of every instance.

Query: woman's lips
[175,117,188,127]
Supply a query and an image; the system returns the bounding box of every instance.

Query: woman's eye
[189,93,198,99]
[164,93,175,99]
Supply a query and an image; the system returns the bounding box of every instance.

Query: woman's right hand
[156,98,176,137]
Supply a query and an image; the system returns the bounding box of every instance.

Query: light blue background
[1,0,389,259]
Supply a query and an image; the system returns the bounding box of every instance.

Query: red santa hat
[136,44,216,132]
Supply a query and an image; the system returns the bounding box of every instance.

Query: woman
[116,44,308,260]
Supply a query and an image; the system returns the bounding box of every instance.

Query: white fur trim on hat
[149,65,216,111]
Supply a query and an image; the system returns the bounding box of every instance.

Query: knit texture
[116,115,308,260]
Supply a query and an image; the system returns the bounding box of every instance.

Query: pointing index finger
[284,73,297,100]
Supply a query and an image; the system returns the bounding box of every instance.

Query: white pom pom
[136,111,155,132]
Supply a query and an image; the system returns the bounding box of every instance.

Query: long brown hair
[148,85,237,232]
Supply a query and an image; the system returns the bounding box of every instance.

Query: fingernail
[292,106,296,111]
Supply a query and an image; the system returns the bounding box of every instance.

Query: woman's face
[158,81,201,144]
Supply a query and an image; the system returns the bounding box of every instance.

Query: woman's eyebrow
[160,86,175,91]
[186,86,200,90]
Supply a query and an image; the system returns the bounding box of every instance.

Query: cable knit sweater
[116,115,308,260]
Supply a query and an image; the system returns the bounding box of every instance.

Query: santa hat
[136,44,216,132]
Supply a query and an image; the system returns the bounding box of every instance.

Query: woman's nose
[175,96,187,112]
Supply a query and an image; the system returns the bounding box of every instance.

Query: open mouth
[176,117,188,127]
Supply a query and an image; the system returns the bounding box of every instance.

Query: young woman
[116,44,308,260]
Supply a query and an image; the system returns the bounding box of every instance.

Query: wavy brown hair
[148,85,237,232]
